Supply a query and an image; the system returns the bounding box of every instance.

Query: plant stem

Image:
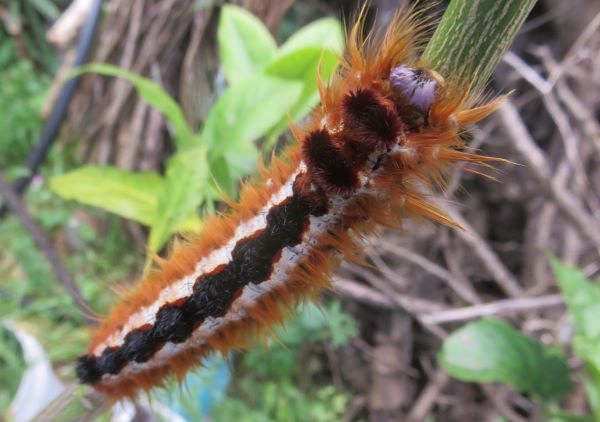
[422,0,538,97]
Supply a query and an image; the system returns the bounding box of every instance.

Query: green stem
[422,0,538,97]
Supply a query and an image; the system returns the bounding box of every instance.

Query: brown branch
[406,370,449,422]
[434,200,523,297]
[379,239,482,305]
[497,101,600,249]
[548,10,600,85]
[333,278,396,310]
[483,385,529,422]
[0,172,95,325]
[334,277,447,339]
[504,51,588,193]
[420,294,564,325]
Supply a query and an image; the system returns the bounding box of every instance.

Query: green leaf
[277,18,344,56]
[439,318,571,401]
[582,372,600,418]
[49,166,164,226]
[49,166,201,233]
[29,0,61,19]
[72,64,197,149]
[201,74,302,173]
[217,5,277,86]
[550,256,600,413]
[324,301,357,348]
[264,47,339,141]
[265,47,338,85]
[177,215,203,233]
[0,324,26,407]
[544,409,595,422]
[148,147,209,252]
[550,257,600,344]
[209,155,233,193]
[221,140,259,182]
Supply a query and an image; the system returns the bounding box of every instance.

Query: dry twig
[380,239,482,304]
[0,172,95,325]
[497,101,600,249]
[420,294,564,325]
[435,200,523,297]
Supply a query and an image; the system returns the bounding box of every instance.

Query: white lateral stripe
[99,143,390,384]
[100,195,343,385]
[93,164,306,356]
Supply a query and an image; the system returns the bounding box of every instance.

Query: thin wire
[0,0,104,218]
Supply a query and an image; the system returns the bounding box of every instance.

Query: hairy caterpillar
[76,6,501,398]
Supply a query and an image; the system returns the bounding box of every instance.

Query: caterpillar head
[302,67,444,198]
[390,65,442,114]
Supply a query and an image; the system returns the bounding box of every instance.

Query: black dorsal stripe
[76,175,327,385]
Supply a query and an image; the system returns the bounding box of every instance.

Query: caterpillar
[76,5,501,399]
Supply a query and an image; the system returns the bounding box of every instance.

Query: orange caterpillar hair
[76,5,501,399]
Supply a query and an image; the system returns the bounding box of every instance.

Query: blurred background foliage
[1,0,600,421]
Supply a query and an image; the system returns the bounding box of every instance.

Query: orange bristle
[76,4,505,401]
